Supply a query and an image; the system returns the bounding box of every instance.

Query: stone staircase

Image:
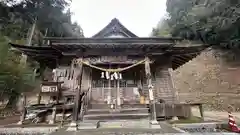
[83,103,150,121]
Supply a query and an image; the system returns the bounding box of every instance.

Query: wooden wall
[81,66,92,92]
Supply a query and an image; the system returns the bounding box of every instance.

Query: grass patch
[168,116,203,124]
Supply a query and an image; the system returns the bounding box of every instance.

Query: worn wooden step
[87,108,149,115]
[121,104,148,108]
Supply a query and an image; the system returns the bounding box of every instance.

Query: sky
[70,0,167,37]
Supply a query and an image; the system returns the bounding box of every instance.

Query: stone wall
[173,48,240,111]
[154,66,177,103]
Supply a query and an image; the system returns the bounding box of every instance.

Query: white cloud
[70,0,167,37]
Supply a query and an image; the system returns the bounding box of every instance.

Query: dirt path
[0,115,19,126]
[192,108,240,123]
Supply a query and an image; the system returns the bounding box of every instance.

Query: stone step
[87,108,149,115]
[83,113,150,121]
[89,104,111,109]
[98,119,161,129]
[89,103,148,109]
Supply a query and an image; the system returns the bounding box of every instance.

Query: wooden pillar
[117,77,121,108]
[71,58,83,127]
[17,93,26,125]
[145,56,159,125]
[61,100,66,127]
[56,82,60,104]
[107,65,111,105]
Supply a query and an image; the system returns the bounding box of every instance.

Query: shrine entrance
[91,64,143,107]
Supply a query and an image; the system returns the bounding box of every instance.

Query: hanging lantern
[101,72,105,79]
[113,72,118,80]
[119,73,122,80]
[106,71,110,79]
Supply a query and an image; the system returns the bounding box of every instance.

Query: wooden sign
[41,85,58,93]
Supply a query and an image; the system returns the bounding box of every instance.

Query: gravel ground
[192,108,240,122]
[0,127,58,135]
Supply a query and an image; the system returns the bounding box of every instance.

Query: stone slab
[50,130,238,135]
[78,121,99,129]
[99,119,152,129]
[0,127,58,134]
[174,122,217,131]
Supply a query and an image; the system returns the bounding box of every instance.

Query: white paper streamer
[101,72,105,79]
[110,74,114,80]
[113,72,118,80]
[119,73,122,79]
[105,71,110,79]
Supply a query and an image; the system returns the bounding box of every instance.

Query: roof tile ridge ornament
[92,18,138,38]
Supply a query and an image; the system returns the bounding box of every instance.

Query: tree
[151,17,171,37]
[0,0,84,107]
[166,0,240,48]
[0,35,36,106]
[0,0,84,41]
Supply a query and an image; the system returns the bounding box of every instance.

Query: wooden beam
[44,37,182,43]
[62,49,165,56]
[52,42,174,47]
[174,57,188,64]
[72,58,83,124]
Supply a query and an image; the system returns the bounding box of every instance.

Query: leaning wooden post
[61,98,67,127]
[145,56,159,125]
[49,106,57,124]
[37,92,41,104]
[70,58,83,128]
[17,93,26,125]
[199,104,204,120]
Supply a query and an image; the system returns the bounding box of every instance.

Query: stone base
[48,120,54,124]
[66,122,78,131]
[17,121,23,125]
[172,116,179,121]
[69,122,77,127]
[150,120,159,125]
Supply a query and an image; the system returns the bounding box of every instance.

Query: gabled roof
[92,18,138,38]
[10,42,210,70]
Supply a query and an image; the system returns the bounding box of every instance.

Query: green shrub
[0,35,36,107]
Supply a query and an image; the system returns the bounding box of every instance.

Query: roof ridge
[92,18,138,38]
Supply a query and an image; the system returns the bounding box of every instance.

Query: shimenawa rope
[75,58,146,72]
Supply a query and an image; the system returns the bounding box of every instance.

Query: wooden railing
[79,88,91,121]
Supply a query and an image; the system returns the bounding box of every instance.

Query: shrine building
[10,18,209,123]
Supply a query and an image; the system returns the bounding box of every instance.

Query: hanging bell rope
[75,58,146,72]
